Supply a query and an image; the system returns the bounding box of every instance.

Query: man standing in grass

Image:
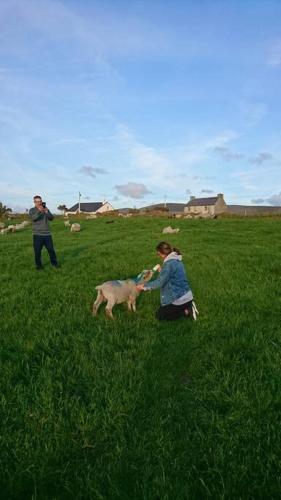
[29,195,59,270]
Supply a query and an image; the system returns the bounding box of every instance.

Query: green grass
[1,216,281,499]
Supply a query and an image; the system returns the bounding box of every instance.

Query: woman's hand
[136,284,145,292]
[153,264,161,272]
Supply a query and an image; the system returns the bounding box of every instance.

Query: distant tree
[0,202,12,217]
[57,204,68,213]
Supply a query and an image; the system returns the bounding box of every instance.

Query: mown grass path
[1,217,281,499]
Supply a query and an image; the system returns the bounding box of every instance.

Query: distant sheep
[70,223,81,232]
[162,226,180,234]
[92,269,154,319]
[64,220,71,227]
[0,221,30,234]
[0,222,5,229]
[14,221,30,231]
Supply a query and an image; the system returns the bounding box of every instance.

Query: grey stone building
[184,193,227,216]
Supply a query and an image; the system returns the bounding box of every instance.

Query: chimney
[190,195,196,201]
[217,193,224,199]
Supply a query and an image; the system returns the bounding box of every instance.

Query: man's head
[33,195,42,208]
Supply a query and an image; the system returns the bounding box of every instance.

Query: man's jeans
[33,234,57,267]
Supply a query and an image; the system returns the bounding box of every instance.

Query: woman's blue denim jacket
[144,253,191,305]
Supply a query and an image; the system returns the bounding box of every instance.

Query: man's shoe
[52,263,60,268]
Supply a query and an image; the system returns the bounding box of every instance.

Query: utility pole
[78,192,81,213]
[164,194,167,208]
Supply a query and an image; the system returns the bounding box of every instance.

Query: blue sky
[0,0,281,211]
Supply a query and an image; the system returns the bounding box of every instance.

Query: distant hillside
[227,205,281,216]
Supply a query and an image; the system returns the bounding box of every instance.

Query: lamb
[162,226,180,234]
[92,269,154,319]
[70,223,81,232]
[64,220,71,227]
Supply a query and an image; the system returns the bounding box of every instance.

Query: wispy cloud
[79,166,108,178]
[214,146,244,161]
[249,152,273,165]
[239,102,267,128]
[117,125,172,179]
[52,138,88,146]
[201,189,214,193]
[251,198,266,204]
[231,163,279,192]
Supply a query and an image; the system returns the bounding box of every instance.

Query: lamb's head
[136,269,154,284]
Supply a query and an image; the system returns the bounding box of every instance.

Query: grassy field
[1,216,281,499]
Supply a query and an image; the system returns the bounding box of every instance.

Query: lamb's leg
[105,300,115,320]
[127,300,132,311]
[92,291,105,316]
[128,292,137,313]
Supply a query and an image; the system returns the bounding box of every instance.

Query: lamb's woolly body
[93,271,153,319]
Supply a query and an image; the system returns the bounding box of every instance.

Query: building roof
[186,197,218,207]
[68,202,103,212]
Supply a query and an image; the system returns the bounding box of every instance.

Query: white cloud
[115,182,152,199]
[267,192,281,206]
[251,193,281,206]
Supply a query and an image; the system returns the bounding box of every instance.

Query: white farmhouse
[66,201,114,216]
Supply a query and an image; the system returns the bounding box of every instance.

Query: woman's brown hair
[156,241,181,256]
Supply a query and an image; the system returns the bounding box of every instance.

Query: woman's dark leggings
[156,300,193,321]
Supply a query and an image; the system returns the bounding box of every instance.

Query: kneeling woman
[136,241,197,321]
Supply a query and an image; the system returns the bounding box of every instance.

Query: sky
[0,0,281,212]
